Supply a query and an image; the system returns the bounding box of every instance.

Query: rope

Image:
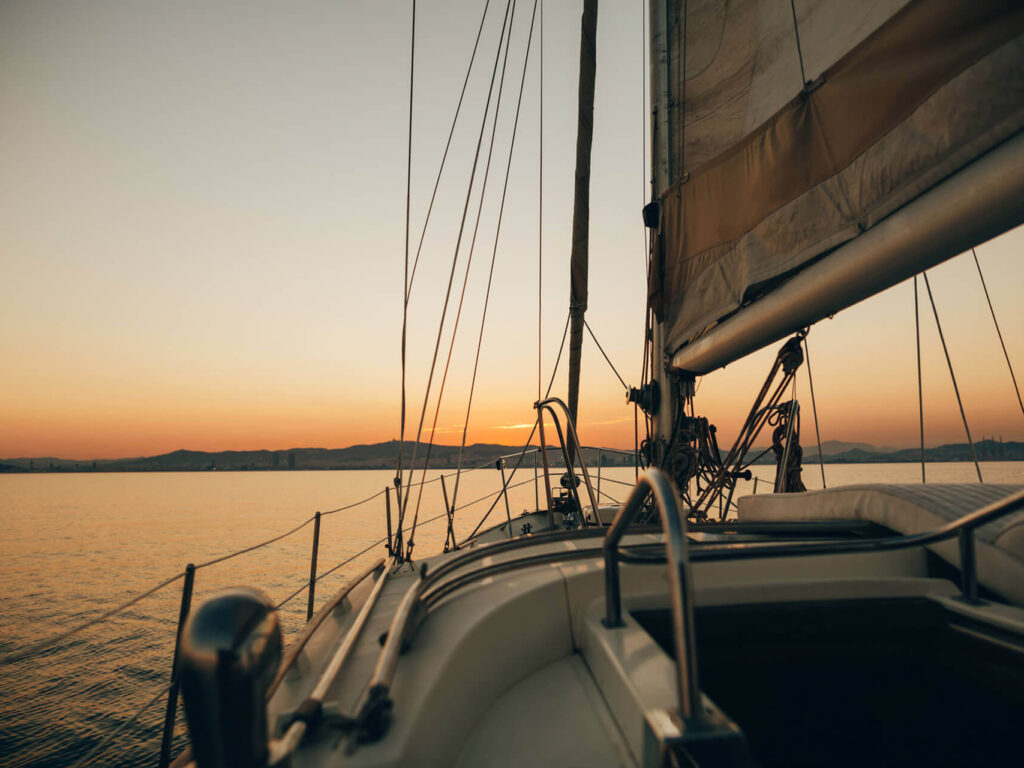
[973,247,1024,418]
[399,0,514,538]
[789,0,807,87]
[922,272,983,483]
[70,683,172,768]
[405,0,519,561]
[584,317,628,390]
[915,275,926,483]
[448,0,541,522]
[802,335,826,488]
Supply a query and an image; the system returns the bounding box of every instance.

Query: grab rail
[603,469,703,725]
[534,397,602,527]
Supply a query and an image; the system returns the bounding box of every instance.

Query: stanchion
[306,512,321,621]
[158,563,195,768]
[384,486,394,557]
[497,459,514,538]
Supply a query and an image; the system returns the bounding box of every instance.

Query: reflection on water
[1,463,1022,766]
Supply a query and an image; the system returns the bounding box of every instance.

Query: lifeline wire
[0,571,185,666]
[922,272,983,483]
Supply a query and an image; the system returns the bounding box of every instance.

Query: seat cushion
[737,484,1024,606]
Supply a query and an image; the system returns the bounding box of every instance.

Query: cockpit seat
[737,484,1024,606]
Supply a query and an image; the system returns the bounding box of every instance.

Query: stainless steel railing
[534,397,602,527]
[602,469,704,725]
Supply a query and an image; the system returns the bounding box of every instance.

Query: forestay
[647,0,1024,365]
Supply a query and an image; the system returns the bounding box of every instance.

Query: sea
[2,461,1023,767]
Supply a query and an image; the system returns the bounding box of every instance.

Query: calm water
[2,462,1023,766]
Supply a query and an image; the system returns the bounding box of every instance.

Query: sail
[649,0,1024,371]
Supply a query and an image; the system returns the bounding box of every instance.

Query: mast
[566,0,598,432]
[648,0,674,445]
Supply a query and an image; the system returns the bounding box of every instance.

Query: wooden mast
[567,0,598,436]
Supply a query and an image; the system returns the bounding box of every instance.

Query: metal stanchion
[158,563,195,768]
[306,512,321,621]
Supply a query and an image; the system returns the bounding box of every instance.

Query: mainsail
[648,0,1024,374]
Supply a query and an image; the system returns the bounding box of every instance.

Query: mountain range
[1,439,1022,473]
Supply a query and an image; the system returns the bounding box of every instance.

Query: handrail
[535,397,601,525]
[603,469,703,725]
[264,565,391,766]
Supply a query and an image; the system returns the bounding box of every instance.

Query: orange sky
[2,1,1022,460]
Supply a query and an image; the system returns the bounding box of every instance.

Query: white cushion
[737,484,1024,606]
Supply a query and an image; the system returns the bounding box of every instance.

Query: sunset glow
[2,1,1022,461]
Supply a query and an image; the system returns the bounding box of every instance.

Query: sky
[1,0,1022,460]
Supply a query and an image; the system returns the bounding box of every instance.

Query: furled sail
[648,0,1024,374]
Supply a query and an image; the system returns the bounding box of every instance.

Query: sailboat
[170,1,1024,766]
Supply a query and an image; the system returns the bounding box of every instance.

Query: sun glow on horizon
[2,2,1022,462]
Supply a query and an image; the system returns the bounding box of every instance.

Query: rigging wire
[802,334,827,488]
[406,0,525,561]
[922,272,983,483]
[398,0,416,512]
[398,0,515,536]
[405,0,493,299]
[972,247,1024,418]
[788,0,807,87]
[461,309,571,541]
[680,0,687,178]
[635,0,648,479]
[538,0,544,404]
[914,276,926,483]
[584,317,629,391]
[448,0,542,518]
[399,0,493,507]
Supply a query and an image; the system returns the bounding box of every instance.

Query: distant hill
[2,439,1021,473]
[811,440,897,456]
[822,439,1024,464]
[0,441,636,473]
